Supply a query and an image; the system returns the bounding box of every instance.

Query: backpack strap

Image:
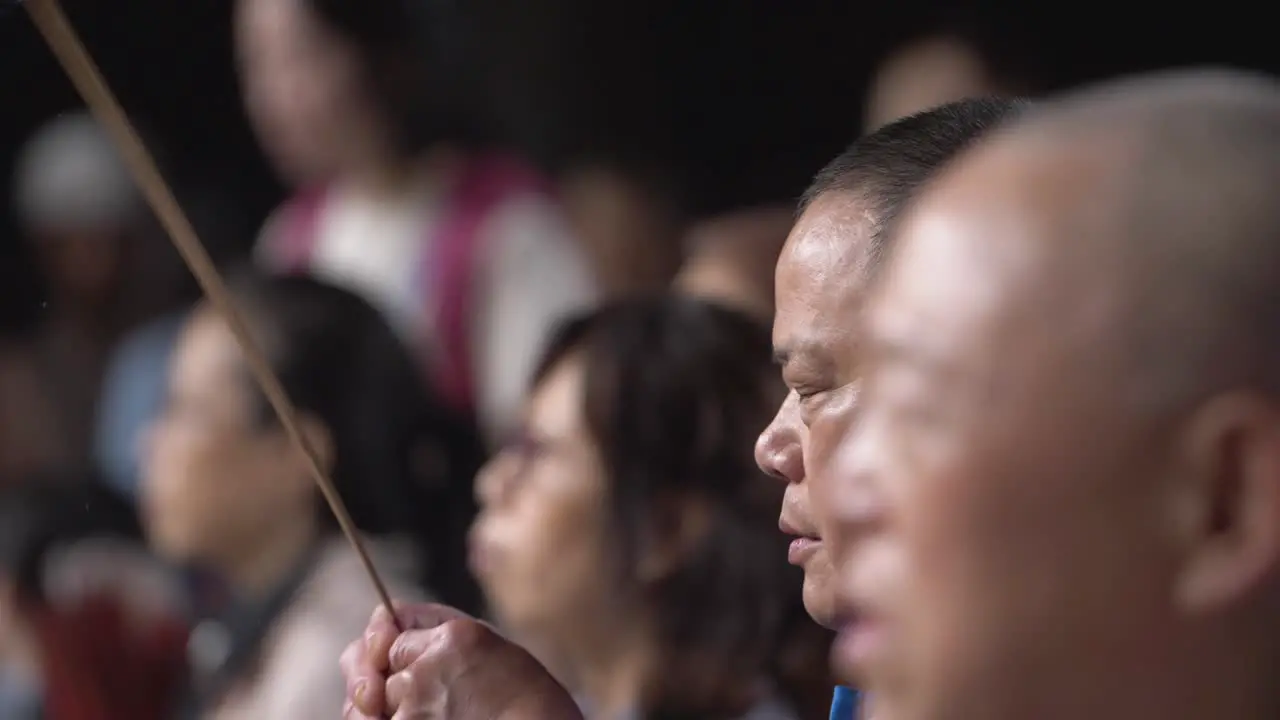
[268,185,329,272]
[429,157,552,414]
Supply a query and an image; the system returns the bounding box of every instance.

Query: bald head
[828,70,1280,720]
[936,70,1280,409]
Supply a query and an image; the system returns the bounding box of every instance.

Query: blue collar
[829,686,858,720]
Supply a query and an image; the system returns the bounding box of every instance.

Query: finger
[342,698,379,720]
[385,668,416,713]
[366,601,471,671]
[387,627,448,674]
[341,639,387,716]
[387,664,449,718]
[364,605,401,673]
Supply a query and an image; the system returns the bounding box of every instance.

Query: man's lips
[780,518,823,564]
[787,537,822,565]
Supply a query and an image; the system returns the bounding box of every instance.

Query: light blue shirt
[94,312,186,498]
[0,671,42,720]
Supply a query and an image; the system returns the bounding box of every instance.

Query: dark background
[1,0,1274,332]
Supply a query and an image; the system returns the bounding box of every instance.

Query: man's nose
[756,417,805,484]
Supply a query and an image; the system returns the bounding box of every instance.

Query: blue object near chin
[829,686,858,720]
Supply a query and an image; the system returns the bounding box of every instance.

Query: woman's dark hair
[304,0,485,155]
[532,295,798,718]
[228,270,486,613]
[0,475,142,601]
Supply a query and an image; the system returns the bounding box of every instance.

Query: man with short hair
[337,97,1026,720]
[757,96,1025,719]
[828,69,1280,720]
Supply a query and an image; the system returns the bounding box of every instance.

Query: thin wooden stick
[24,0,401,628]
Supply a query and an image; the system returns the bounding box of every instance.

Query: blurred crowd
[0,1,1030,718]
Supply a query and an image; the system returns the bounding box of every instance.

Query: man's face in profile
[757,193,874,629]
[824,154,1188,720]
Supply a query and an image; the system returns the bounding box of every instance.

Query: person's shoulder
[295,538,428,624]
[460,156,564,236]
[253,541,428,718]
[241,621,351,720]
[254,186,332,267]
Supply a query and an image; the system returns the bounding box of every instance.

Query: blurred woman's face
[142,307,309,571]
[235,0,372,184]
[470,354,618,642]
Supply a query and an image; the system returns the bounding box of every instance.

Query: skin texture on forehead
[831,69,1280,720]
[774,193,879,362]
[777,194,883,488]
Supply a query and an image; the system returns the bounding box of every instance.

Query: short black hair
[226,270,487,612]
[531,296,796,717]
[799,97,1028,269]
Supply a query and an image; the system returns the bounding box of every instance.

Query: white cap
[14,112,139,234]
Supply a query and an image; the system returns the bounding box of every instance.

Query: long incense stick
[23,0,402,628]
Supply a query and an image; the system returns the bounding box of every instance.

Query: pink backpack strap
[430,156,552,414]
[269,185,329,272]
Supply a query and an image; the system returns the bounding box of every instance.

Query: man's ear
[1172,392,1280,612]
[636,492,714,584]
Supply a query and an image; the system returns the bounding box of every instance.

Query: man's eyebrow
[773,340,833,371]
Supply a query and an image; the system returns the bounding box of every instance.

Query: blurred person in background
[674,205,794,322]
[465,296,799,720]
[95,311,190,501]
[0,476,188,720]
[143,272,484,719]
[95,183,262,502]
[558,165,683,298]
[0,113,141,479]
[864,23,1039,131]
[237,0,597,442]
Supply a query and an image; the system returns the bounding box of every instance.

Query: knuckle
[387,632,423,670]
[438,617,487,649]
